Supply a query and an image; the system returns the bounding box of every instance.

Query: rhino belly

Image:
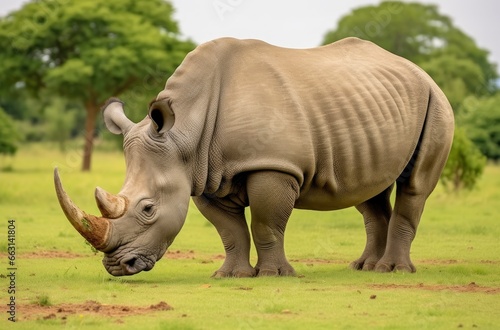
[294,180,393,211]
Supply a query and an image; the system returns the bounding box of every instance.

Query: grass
[1,143,499,329]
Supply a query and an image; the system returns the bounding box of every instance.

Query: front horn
[54,168,112,251]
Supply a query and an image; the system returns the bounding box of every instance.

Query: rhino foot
[374,261,416,273]
[350,253,416,273]
[349,260,377,271]
[211,266,256,278]
[255,264,296,277]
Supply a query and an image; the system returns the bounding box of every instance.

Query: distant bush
[459,95,500,161]
[440,127,486,191]
[0,107,20,156]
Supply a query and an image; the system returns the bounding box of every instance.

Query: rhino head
[54,98,191,276]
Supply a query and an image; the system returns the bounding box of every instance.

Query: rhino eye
[143,204,154,215]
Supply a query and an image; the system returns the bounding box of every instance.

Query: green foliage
[323,1,498,104]
[0,107,20,156]
[459,95,500,160]
[440,127,486,191]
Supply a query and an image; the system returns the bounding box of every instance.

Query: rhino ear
[102,98,133,135]
[149,99,175,135]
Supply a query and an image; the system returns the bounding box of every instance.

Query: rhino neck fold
[161,43,225,197]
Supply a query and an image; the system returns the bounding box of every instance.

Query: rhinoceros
[54,37,454,277]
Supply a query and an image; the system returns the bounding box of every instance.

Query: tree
[440,127,486,191]
[0,107,20,157]
[0,0,194,171]
[323,1,498,105]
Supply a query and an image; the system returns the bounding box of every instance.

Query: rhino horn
[95,187,128,219]
[54,168,112,251]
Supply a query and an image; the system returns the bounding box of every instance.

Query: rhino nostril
[124,257,137,268]
[120,256,140,275]
[119,255,150,275]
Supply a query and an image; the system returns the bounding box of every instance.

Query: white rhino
[55,37,454,277]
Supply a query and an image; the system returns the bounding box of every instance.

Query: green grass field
[1,143,499,329]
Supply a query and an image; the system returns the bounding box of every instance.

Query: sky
[1,0,499,67]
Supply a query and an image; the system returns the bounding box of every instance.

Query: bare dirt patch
[418,259,500,265]
[22,250,89,259]
[418,259,459,265]
[20,300,174,322]
[164,250,225,262]
[369,282,500,294]
[165,249,196,259]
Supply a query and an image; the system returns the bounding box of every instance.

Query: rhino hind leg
[247,171,299,277]
[350,184,394,271]
[374,184,425,273]
[374,89,454,273]
[193,196,255,278]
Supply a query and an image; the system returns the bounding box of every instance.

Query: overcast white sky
[1,0,499,67]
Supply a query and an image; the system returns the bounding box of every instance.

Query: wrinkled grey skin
[55,37,454,277]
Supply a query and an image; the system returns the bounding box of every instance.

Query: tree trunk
[82,101,99,172]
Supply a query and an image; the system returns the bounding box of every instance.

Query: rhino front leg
[351,184,393,271]
[247,171,299,277]
[193,196,255,278]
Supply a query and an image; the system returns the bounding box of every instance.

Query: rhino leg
[350,184,393,271]
[247,171,299,277]
[374,185,424,273]
[375,90,453,273]
[193,195,255,278]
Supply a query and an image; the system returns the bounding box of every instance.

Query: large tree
[0,0,194,170]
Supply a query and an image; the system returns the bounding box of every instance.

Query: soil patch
[369,282,500,294]
[164,250,225,261]
[418,259,500,265]
[22,250,89,259]
[418,259,459,265]
[164,249,196,259]
[19,300,174,321]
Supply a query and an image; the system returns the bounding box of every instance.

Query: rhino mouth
[103,253,156,276]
